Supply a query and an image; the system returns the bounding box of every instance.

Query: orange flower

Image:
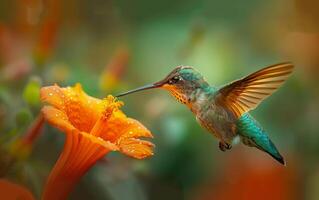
[9,114,45,160]
[0,179,35,200]
[40,83,154,200]
[99,47,129,91]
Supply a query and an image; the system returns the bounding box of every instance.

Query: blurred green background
[1,0,319,199]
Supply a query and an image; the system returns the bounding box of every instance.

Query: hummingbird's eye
[169,76,181,84]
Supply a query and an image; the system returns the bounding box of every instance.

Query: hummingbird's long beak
[116,82,164,97]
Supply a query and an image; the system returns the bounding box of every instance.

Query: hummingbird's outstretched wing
[216,62,293,118]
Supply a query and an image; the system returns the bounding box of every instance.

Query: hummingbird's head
[158,66,209,104]
[116,66,209,104]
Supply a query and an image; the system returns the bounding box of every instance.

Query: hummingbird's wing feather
[216,62,293,118]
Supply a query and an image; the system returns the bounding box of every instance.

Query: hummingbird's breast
[165,83,237,142]
[188,89,210,113]
[188,90,238,142]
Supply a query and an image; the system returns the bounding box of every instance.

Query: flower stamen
[90,95,123,137]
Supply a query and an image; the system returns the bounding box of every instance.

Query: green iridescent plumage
[237,113,284,164]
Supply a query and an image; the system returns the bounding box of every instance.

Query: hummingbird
[116,63,293,165]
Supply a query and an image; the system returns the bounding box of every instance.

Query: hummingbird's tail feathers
[237,113,286,165]
[265,146,285,165]
[241,136,285,165]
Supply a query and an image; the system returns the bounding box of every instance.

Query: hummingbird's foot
[219,141,232,152]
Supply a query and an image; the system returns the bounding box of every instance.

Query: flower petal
[0,179,35,200]
[42,106,75,133]
[41,84,105,132]
[78,131,119,151]
[119,118,154,139]
[42,129,118,200]
[100,115,153,142]
[118,138,154,159]
[40,84,65,110]
[109,117,154,159]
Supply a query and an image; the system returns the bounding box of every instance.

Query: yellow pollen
[90,96,123,136]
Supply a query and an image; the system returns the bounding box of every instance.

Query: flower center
[90,96,123,137]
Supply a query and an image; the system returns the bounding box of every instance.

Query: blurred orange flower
[9,114,45,160]
[0,179,35,200]
[99,47,130,92]
[40,83,154,200]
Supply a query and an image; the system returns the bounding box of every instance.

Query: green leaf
[23,77,41,107]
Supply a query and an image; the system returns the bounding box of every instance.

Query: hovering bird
[117,63,293,165]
